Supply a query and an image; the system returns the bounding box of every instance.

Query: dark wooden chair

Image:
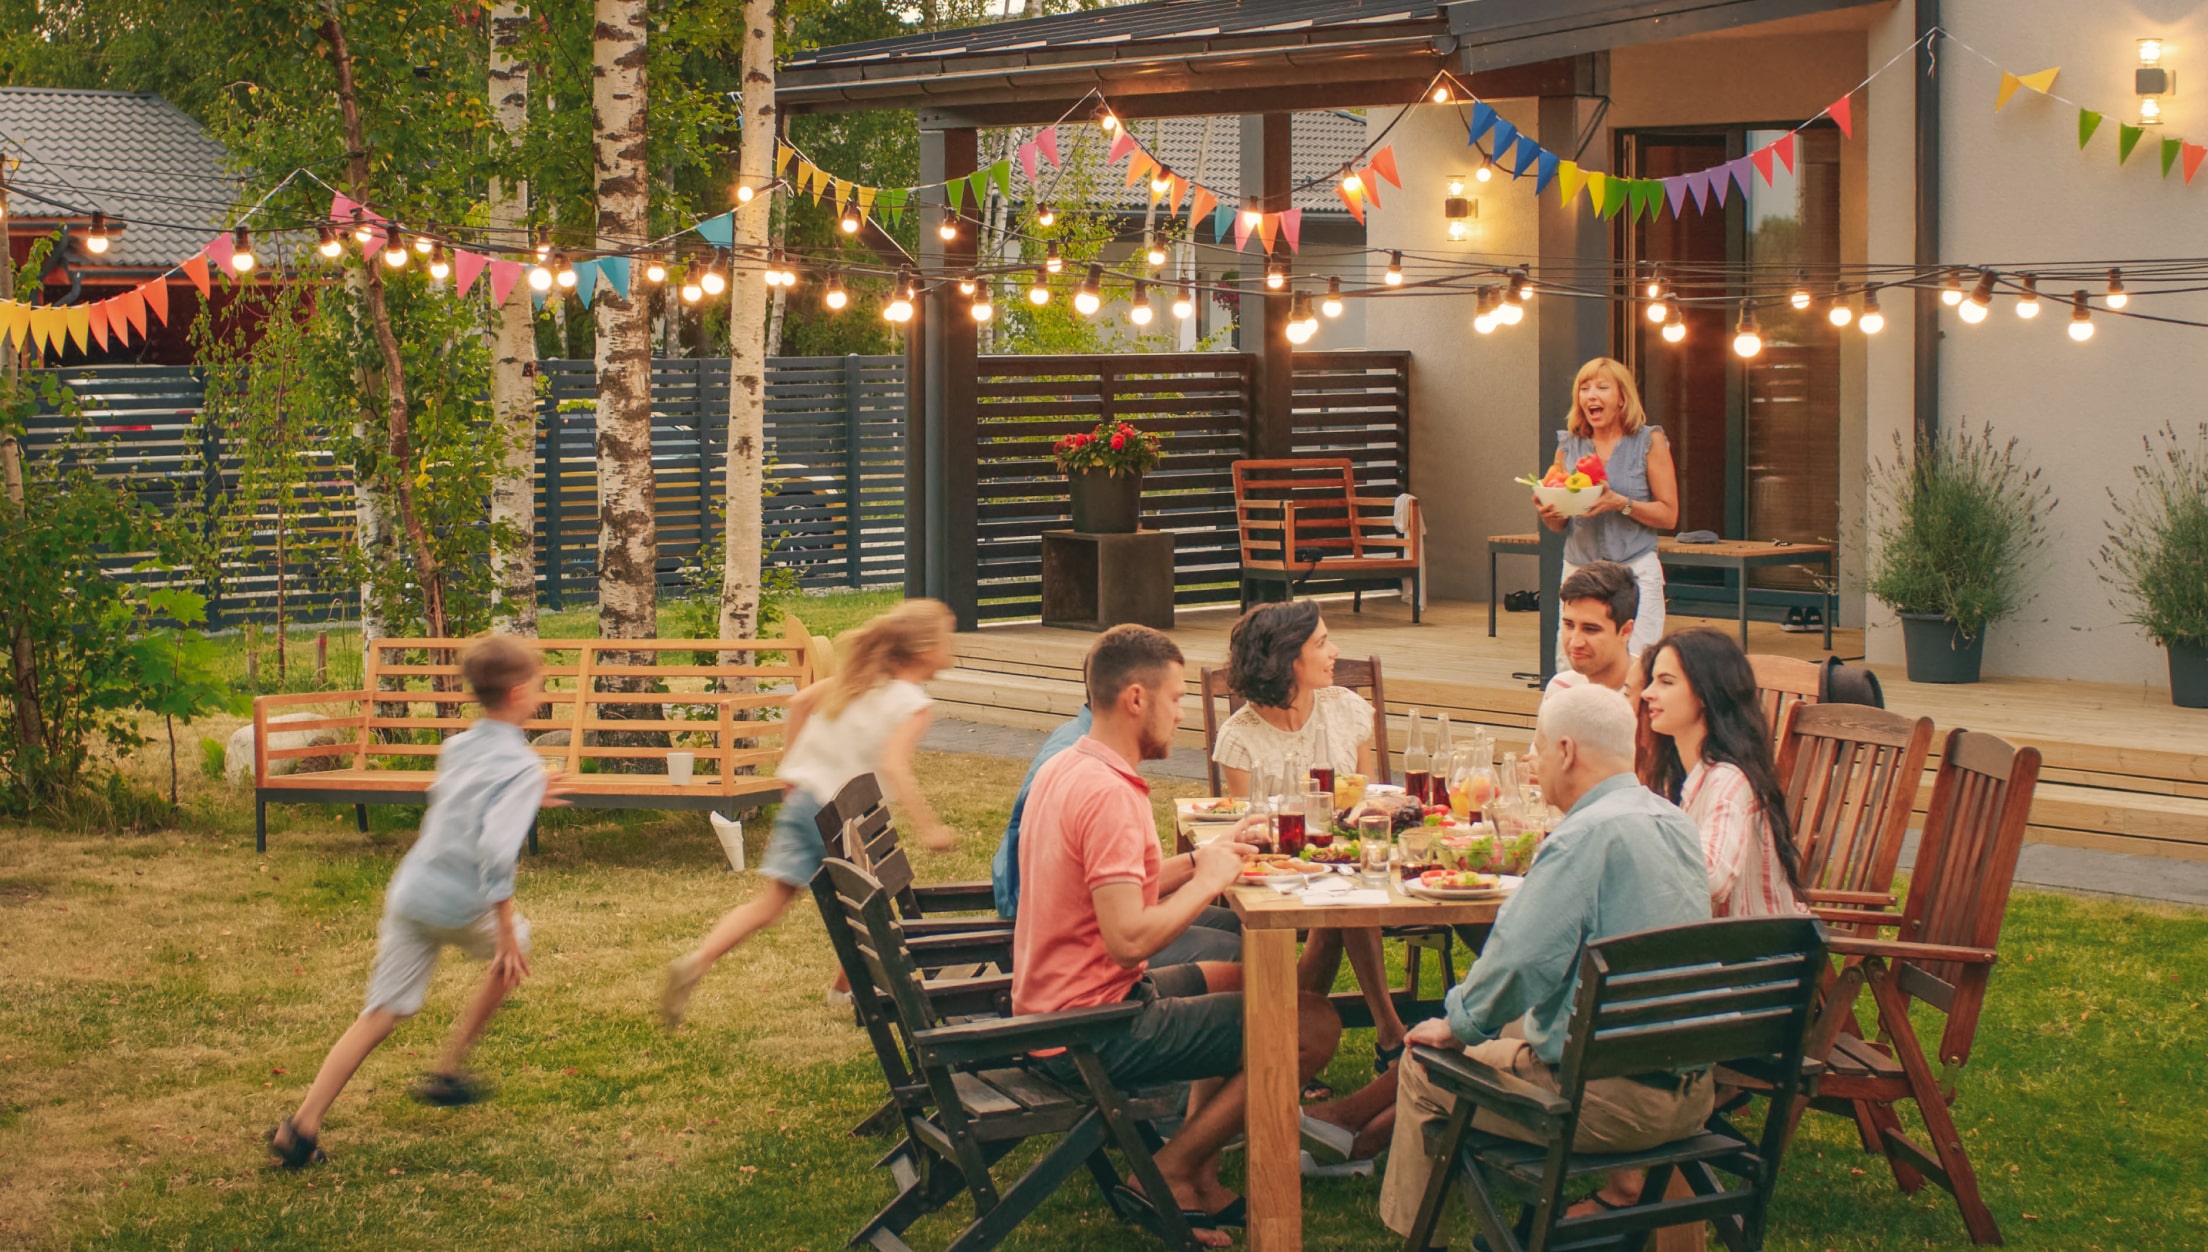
[1774,702,1934,921]
[1747,653,1822,750]
[1794,729,2041,1246]
[813,857,1200,1252]
[1401,917,1829,1252]
[1232,457,1422,621]
[816,773,1006,938]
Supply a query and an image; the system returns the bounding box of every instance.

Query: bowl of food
[1531,483,1602,517]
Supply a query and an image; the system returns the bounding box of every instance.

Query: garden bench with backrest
[250,634,815,852]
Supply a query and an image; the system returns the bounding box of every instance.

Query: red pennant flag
[330,192,357,222]
[1356,167,1384,210]
[1334,183,1366,224]
[1369,145,1401,189]
[454,249,488,298]
[1828,93,1854,139]
[116,287,146,339]
[1256,213,1280,254]
[181,253,212,298]
[88,300,110,351]
[1750,145,1778,185]
[1037,126,1061,167]
[2184,142,2207,184]
[1774,132,1797,174]
[1106,131,1136,165]
[1279,208,1303,253]
[1232,208,1254,251]
[141,278,169,326]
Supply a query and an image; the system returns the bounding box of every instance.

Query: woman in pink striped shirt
[1639,628,1806,918]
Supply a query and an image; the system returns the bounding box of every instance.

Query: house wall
[1372,2,2204,687]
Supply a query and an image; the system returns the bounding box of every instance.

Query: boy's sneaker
[1780,606,1808,633]
[1802,607,1826,634]
[412,1072,484,1107]
[660,953,704,1030]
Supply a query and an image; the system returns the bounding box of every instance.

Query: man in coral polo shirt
[1015,625,1341,1239]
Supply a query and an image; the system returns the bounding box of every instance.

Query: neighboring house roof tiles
[0,87,241,272]
[1064,111,1370,215]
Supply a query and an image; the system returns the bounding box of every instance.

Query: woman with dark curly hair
[1212,603,1408,1140]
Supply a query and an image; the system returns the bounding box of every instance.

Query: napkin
[1302,884,1392,907]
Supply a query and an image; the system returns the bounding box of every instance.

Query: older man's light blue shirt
[1444,773,1710,1064]
[384,719,546,928]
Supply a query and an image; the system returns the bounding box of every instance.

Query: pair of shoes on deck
[1781,606,1826,633]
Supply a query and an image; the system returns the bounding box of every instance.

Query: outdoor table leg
[1737,569,1750,650]
[1488,546,1499,637]
[1244,926,1302,1252]
[1822,553,1835,650]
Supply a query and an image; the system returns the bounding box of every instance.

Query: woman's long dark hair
[1226,600,1323,710]
[1641,628,1802,892]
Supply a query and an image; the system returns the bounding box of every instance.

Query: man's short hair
[1535,683,1637,763]
[1085,625,1185,709]
[462,635,540,711]
[1558,561,1638,629]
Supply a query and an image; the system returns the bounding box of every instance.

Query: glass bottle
[1401,708,1430,801]
[1309,714,1335,796]
[1431,715,1455,804]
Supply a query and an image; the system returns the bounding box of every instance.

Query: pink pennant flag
[1355,167,1384,210]
[1037,126,1061,167]
[1750,145,1777,185]
[1662,177,1689,218]
[1828,93,1854,139]
[1684,168,1713,213]
[454,249,489,298]
[205,232,234,275]
[1232,208,1254,251]
[1018,141,1040,184]
[329,192,357,222]
[1774,132,1797,174]
[1278,208,1303,253]
[488,260,524,308]
[1106,131,1136,165]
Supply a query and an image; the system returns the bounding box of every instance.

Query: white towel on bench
[1392,492,1427,610]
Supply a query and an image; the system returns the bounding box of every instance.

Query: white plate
[1404,874,1524,901]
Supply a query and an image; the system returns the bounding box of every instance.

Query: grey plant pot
[1898,612,1985,684]
[1068,469,1143,534]
[2169,640,2208,709]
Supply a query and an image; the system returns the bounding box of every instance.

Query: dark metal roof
[0,88,240,272]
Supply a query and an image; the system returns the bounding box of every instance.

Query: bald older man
[1378,684,1715,1241]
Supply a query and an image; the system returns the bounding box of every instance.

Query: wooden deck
[933,597,2208,864]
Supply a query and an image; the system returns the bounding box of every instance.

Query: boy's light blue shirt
[384,719,546,928]
[1444,772,1711,1064]
[992,706,1093,919]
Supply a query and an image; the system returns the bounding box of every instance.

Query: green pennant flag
[2118,122,2144,163]
[946,176,967,215]
[1635,179,1662,221]
[2078,109,2102,148]
[2162,136,2183,177]
[1599,174,1630,219]
[968,169,991,210]
[991,158,1013,198]
[879,186,907,227]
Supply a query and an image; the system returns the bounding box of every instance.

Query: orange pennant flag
[1166,174,1187,211]
[1369,145,1401,188]
[1356,167,1384,210]
[88,300,110,350]
[141,279,169,326]
[1256,213,1280,254]
[1187,185,1218,231]
[1125,151,1154,189]
[181,252,212,298]
[64,305,91,354]
[115,287,146,340]
[2184,142,2207,184]
[1334,183,1366,224]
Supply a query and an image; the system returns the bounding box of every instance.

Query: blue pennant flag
[1467,101,1497,146]
[1211,201,1235,243]
[531,290,547,313]
[597,255,632,301]
[1489,117,1519,159]
[573,259,601,308]
[1510,134,1542,178]
[1533,149,1561,194]
[694,212,734,248]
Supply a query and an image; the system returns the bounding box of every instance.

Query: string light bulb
[1732,303,1764,358]
[1149,171,1172,196]
[84,210,111,255]
[1285,293,1317,344]
[413,233,434,256]
[1789,270,1812,310]
[1858,290,1885,335]
[1145,233,1167,268]
[1474,153,1493,183]
[2068,290,2095,342]
[840,203,862,234]
[354,211,376,246]
[1447,174,1467,197]
[1960,269,1997,324]
[970,283,994,323]
[382,237,409,269]
[1044,240,1063,274]
[554,251,577,289]
[1512,268,1535,303]
[2014,273,2040,319]
[1496,291,1524,326]
[937,216,958,242]
[229,226,256,274]
[1661,306,1686,344]
[1646,285,1671,324]
[530,259,555,292]
[1129,280,1153,326]
[775,252,800,288]
[533,228,551,260]
[1432,83,1452,104]
[1826,289,1853,328]
[1941,268,1965,306]
[735,182,755,204]
[2105,268,2129,309]
[680,271,703,304]
[1096,105,1119,133]
[883,271,915,324]
[957,275,977,297]
[428,244,451,282]
[1265,259,1287,291]
[1321,276,1344,319]
[1074,264,1103,316]
[1472,289,1499,336]
[645,256,667,285]
[1028,268,1050,306]
[1340,167,1362,195]
[1385,252,1404,286]
[699,256,726,297]
[824,272,848,311]
[1035,202,1056,227]
[1642,265,1664,301]
[1172,282,1195,320]
[1241,199,1264,231]
[316,226,343,259]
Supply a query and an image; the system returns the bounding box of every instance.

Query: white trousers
[1558,550,1666,673]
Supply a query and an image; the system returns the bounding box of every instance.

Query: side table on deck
[1040,529,1175,631]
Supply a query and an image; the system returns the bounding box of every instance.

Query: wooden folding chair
[815,773,1004,936]
[1402,917,1828,1252]
[1795,729,2041,1245]
[814,858,1200,1252]
[1774,702,1934,920]
[1746,654,1822,750]
[1232,457,1423,621]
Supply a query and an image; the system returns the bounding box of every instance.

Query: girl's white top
[778,678,933,801]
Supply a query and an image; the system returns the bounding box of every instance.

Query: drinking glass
[1274,800,1307,855]
[1303,784,1335,848]
[1356,814,1392,885]
[1399,825,1433,875]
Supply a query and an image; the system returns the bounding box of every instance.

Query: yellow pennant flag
[856,185,877,214]
[832,178,853,210]
[64,305,91,353]
[2018,67,2060,94]
[0,300,25,352]
[1583,171,1608,215]
[1994,71,2025,110]
[1555,160,1586,207]
[28,306,60,356]
[775,143,795,177]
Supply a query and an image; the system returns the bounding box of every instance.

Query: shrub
[1865,423,2052,641]
[2097,422,2208,649]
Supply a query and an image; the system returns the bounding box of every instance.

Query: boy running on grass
[267,635,567,1169]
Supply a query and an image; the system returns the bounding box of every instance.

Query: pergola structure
[779,0,1915,649]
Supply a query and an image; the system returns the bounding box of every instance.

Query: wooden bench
[1486,532,1837,646]
[1233,457,1422,622]
[251,633,815,852]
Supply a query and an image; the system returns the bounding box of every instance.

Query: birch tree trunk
[719,0,772,652]
[344,265,395,655]
[0,234,43,758]
[488,1,539,636]
[592,0,656,644]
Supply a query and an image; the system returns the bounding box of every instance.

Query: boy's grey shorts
[364,909,532,1017]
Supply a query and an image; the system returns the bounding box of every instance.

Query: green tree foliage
[123,587,246,804]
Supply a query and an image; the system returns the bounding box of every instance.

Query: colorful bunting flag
[1663,176,1689,218]
[1106,131,1136,165]
[455,249,488,299]
[1509,134,1541,178]
[1467,102,1497,146]
[775,143,795,177]
[29,307,59,355]
[1370,146,1400,188]
[1037,126,1061,168]
[488,260,523,308]
[2184,142,2207,184]
[879,186,907,227]
[2163,137,2184,177]
[1489,118,1519,160]
[1,301,28,352]
[1356,166,1384,209]
[1556,160,1586,207]
[1774,132,1796,174]
[947,175,967,215]
[1279,209,1302,254]
[2118,122,2144,164]
[572,259,600,308]
[2079,109,2102,148]
[694,212,734,248]
[1335,182,1365,223]
[1211,201,1234,244]
[116,288,145,340]
[598,255,631,301]
[1258,212,1282,255]
[1018,141,1040,184]
[1124,151,1154,190]
[142,279,168,326]
[1726,156,1757,201]
[64,306,90,353]
[87,301,110,351]
[205,231,234,275]
[1750,145,1778,185]
[181,253,211,298]
[1533,150,1561,195]
[1828,93,1854,139]
[1166,174,1187,211]
[1232,207,1254,251]
[1188,186,1219,232]
[1581,170,1607,214]
[1995,71,2026,111]
[1685,168,1713,213]
[1598,174,1629,219]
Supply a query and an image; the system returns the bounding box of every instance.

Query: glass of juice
[1274,805,1307,855]
[1309,764,1336,796]
[1404,767,1430,807]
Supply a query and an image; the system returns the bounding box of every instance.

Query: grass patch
[2,734,2205,1247]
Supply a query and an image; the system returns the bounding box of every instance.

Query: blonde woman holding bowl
[1533,357,1679,669]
